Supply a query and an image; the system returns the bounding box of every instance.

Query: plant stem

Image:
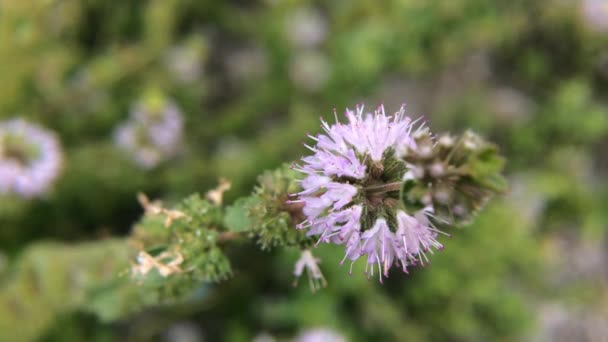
[218,231,243,243]
[364,181,403,194]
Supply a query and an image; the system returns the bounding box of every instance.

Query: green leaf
[223,197,259,233]
[460,144,508,193]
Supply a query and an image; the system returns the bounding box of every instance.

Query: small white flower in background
[536,303,608,342]
[490,87,534,124]
[294,328,346,342]
[163,321,205,342]
[0,119,63,198]
[289,51,330,93]
[286,7,328,48]
[252,332,276,342]
[293,250,326,292]
[225,46,269,84]
[581,0,608,32]
[114,95,184,169]
[165,37,207,84]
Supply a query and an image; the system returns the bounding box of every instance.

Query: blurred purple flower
[581,0,608,32]
[165,37,206,84]
[289,51,330,93]
[114,98,183,169]
[0,119,63,198]
[294,328,346,342]
[225,46,268,84]
[286,7,328,49]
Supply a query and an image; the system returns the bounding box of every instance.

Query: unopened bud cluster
[245,165,313,250]
[402,129,507,226]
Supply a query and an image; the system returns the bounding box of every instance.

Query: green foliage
[1,0,607,340]
[397,202,539,340]
[249,200,538,341]
[0,239,142,342]
[223,197,258,233]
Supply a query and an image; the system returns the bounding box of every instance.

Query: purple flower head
[291,104,446,281]
[114,96,183,169]
[0,119,63,198]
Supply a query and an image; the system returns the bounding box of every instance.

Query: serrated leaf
[460,146,507,194]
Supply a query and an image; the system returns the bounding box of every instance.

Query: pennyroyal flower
[291,104,448,281]
[0,119,63,198]
[581,0,608,32]
[293,249,326,291]
[114,96,183,169]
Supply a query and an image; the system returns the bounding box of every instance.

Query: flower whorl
[114,96,183,169]
[0,119,63,198]
[291,104,447,281]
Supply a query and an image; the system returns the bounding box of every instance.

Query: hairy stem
[364,181,403,194]
[218,231,243,243]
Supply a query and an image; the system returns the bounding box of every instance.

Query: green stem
[218,231,243,243]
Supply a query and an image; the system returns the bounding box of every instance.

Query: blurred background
[1,0,608,341]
